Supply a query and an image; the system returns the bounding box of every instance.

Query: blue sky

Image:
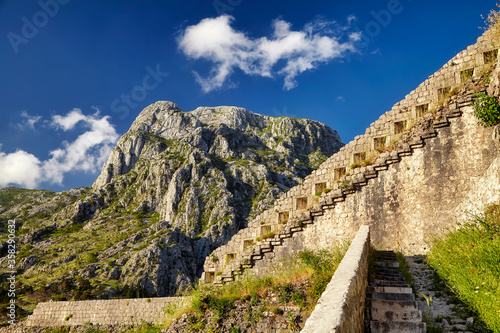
[0,0,496,191]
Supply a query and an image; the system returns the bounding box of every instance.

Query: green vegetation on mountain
[0,102,343,325]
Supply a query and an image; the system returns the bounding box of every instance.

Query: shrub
[472,92,500,127]
[291,290,305,308]
[260,232,274,240]
[299,247,347,302]
[51,294,67,301]
[483,3,500,41]
[270,306,283,315]
[85,252,98,263]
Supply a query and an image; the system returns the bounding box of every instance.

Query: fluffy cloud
[178,15,358,92]
[0,149,42,188]
[0,109,119,189]
[52,109,89,131]
[15,111,43,131]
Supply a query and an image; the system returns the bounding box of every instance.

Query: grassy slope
[163,243,349,332]
[427,204,500,332]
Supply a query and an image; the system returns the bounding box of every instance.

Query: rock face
[90,101,342,241]
[0,102,342,300]
[89,102,342,295]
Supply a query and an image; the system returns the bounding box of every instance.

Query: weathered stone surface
[301,225,369,333]
[204,30,500,283]
[24,297,185,327]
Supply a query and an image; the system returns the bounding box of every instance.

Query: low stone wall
[301,225,370,333]
[25,297,185,327]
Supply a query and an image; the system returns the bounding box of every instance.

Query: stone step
[374,261,399,268]
[385,157,399,164]
[372,279,409,287]
[333,196,345,202]
[397,150,412,157]
[371,299,419,314]
[409,137,425,149]
[370,308,423,322]
[375,268,402,275]
[374,164,389,171]
[373,259,398,264]
[374,274,403,282]
[375,251,396,258]
[447,110,462,118]
[374,259,398,264]
[433,120,450,128]
[321,203,335,210]
[372,286,413,294]
[374,253,397,258]
[421,131,437,139]
[370,321,426,333]
[371,292,415,301]
[375,250,396,254]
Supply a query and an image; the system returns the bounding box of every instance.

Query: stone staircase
[366,250,426,333]
[210,88,479,285]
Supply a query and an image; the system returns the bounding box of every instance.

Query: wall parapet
[301,225,370,333]
[25,297,186,327]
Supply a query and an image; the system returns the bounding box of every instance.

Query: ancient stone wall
[25,297,185,327]
[301,225,369,333]
[203,30,500,284]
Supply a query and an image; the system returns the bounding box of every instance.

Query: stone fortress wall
[203,30,500,284]
[24,297,184,327]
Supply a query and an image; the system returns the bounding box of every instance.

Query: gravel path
[406,255,491,333]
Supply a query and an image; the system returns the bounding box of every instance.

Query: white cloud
[52,109,88,131]
[336,96,345,102]
[0,150,42,188]
[178,15,358,92]
[349,32,362,42]
[15,111,42,131]
[0,109,119,189]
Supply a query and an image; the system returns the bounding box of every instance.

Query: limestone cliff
[0,102,342,301]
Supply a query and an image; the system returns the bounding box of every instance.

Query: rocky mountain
[0,101,342,308]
